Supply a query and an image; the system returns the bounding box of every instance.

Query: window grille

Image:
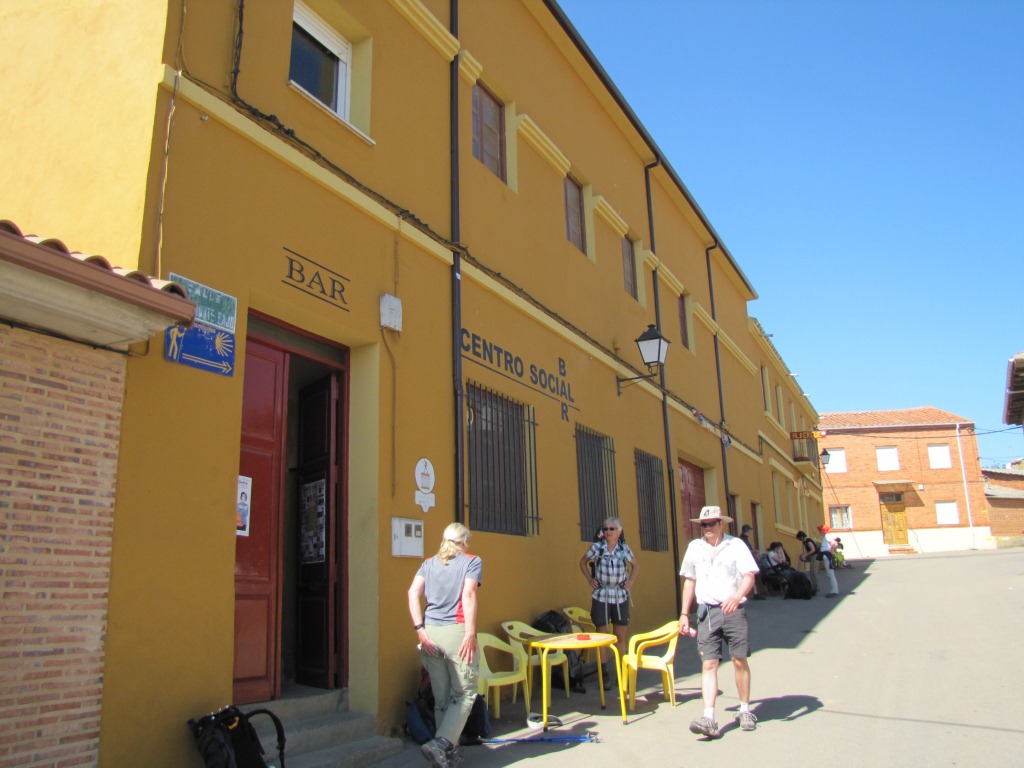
[575,424,617,541]
[635,449,668,551]
[466,382,539,536]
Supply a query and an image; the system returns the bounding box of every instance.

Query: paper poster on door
[300,479,326,563]
[236,475,252,536]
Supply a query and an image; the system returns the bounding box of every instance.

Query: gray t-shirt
[417,552,483,625]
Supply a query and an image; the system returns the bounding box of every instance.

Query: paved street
[382,548,1024,767]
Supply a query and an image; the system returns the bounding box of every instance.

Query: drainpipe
[955,422,976,549]
[450,0,465,524]
[705,243,731,505]
[645,159,682,613]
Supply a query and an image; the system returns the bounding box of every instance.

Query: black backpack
[784,571,815,600]
[405,667,492,746]
[532,610,586,694]
[188,705,286,768]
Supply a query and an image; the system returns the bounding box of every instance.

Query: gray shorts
[696,604,750,660]
[590,598,630,627]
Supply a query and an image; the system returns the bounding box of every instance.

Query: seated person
[758,542,791,594]
[833,537,849,568]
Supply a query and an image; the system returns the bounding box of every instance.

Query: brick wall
[0,326,125,768]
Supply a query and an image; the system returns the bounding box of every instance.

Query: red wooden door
[295,375,340,687]
[678,459,707,544]
[234,339,287,703]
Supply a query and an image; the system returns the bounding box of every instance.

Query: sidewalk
[380,548,1024,767]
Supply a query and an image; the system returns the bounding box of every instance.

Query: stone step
[239,686,401,768]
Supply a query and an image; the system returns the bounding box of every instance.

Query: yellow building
[0,1,824,764]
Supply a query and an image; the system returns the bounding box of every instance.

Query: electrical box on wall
[391,517,423,558]
[380,294,403,331]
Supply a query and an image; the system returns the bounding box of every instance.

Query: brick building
[982,466,1024,544]
[0,222,194,767]
[818,407,992,557]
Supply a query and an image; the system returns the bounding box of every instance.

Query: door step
[887,546,917,555]
[247,686,403,768]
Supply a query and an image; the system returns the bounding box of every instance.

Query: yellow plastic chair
[621,620,680,710]
[476,632,530,719]
[501,620,571,704]
[562,606,597,663]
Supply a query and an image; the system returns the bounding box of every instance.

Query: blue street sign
[165,321,235,376]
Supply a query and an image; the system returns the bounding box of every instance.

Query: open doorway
[234,315,349,703]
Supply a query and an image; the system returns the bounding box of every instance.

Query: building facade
[818,407,992,558]
[0,1,824,764]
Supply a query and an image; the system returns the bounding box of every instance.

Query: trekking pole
[483,734,598,744]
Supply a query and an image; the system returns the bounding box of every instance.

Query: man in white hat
[678,505,760,738]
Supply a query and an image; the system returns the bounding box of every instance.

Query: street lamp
[616,324,670,395]
[820,448,830,468]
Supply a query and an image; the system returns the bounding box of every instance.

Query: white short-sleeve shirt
[679,534,759,606]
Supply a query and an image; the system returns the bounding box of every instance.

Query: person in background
[739,524,766,599]
[817,524,840,598]
[834,537,849,568]
[579,516,638,689]
[408,523,481,768]
[795,530,819,594]
[678,506,760,739]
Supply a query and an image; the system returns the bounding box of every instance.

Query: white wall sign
[415,458,435,513]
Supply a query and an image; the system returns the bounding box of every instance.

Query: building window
[622,238,638,299]
[829,504,852,529]
[472,83,505,180]
[771,472,794,527]
[775,386,785,429]
[575,424,617,541]
[935,500,959,525]
[879,491,903,504]
[825,447,847,473]
[876,446,900,472]
[634,449,667,551]
[466,382,539,535]
[564,176,586,253]
[678,294,690,349]
[760,368,771,415]
[290,1,351,120]
[928,443,952,469]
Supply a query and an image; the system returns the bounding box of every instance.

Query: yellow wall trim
[458,49,483,84]
[768,456,796,482]
[515,114,570,176]
[593,195,628,237]
[386,0,458,61]
[691,304,757,378]
[642,250,684,295]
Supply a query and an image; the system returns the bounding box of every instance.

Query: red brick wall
[821,423,989,534]
[0,326,125,768]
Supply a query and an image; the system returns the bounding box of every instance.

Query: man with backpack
[678,506,760,739]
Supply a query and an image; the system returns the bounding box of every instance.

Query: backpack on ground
[188,705,286,768]
[784,570,815,600]
[532,610,586,694]
[405,667,491,746]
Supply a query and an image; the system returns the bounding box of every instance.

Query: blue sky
[557,0,1024,467]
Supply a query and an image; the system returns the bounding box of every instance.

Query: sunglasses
[602,526,619,531]
[700,521,720,528]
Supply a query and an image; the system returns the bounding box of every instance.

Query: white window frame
[825,447,847,473]
[935,500,959,525]
[291,1,351,121]
[829,504,852,529]
[876,446,900,472]
[927,443,952,469]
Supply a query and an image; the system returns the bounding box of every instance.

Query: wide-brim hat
[690,505,733,523]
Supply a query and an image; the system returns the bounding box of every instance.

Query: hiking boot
[420,738,453,768]
[689,716,720,738]
[449,744,465,768]
[738,711,758,731]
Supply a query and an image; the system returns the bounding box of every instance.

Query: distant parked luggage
[784,570,815,600]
